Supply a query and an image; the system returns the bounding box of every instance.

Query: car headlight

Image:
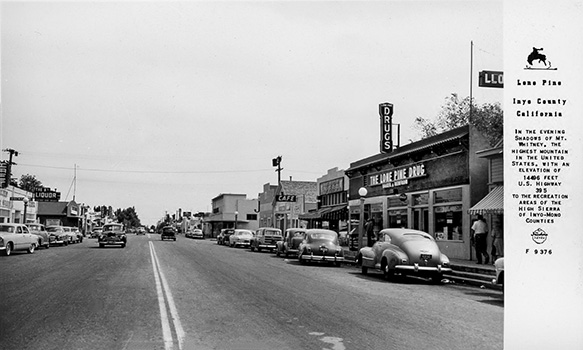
[306,246,312,253]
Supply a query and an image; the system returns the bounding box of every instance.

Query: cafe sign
[369,163,427,188]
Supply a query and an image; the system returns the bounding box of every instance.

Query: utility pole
[2,148,19,188]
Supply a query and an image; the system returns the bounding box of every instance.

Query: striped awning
[468,186,504,215]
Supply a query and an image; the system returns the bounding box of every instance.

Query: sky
[1,1,503,225]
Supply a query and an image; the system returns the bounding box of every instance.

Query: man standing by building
[365,218,375,247]
[471,215,490,264]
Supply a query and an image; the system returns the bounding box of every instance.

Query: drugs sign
[379,102,394,153]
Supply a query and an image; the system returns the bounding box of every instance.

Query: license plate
[420,254,432,260]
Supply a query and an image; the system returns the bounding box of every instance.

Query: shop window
[434,188,463,204]
[412,193,429,206]
[434,205,463,241]
[388,209,408,228]
[388,196,408,207]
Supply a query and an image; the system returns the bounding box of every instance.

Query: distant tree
[115,206,141,228]
[19,174,43,192]
[413,93,503,145]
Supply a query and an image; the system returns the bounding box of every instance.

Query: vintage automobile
[229,229,254,247]
[90,227,103,238]
[0,223,38,256]
[70,227,83,242]
[26,223,51,249]
[98,223,127,248]
[61,227,80,244]
[46,225,69,246]
[136,227,146,235]
[250,227,282,252]
[217,228,234,245]
[161,226,177,241]
[191,229,204,239]
[297,229,344,266]
[493,257,504,286]
[275,228,307,257]
[356,228,452,283]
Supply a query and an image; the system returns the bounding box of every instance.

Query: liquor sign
[379,102,394,153]
[276,194,297,202]
[478,70,503,88]
[34,187,61,202]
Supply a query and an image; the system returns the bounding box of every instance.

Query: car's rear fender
[382,246,408,269]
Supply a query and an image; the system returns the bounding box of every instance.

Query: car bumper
[300,254,345,262]
[234,241,250,246]
[258,244,277,249]
[395,264,452,274]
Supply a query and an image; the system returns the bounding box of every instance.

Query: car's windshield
[46,227,62,232]
[104,225,123,232]
[27,224,43,231]
[308,232,337,241]
[264,230,281,236]
[0,225,16,233]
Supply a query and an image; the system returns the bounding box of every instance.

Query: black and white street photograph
[1,1,581,349]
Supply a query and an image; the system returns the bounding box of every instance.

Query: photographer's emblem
[531,228,548,244]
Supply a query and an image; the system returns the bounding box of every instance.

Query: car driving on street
[161,226,177,241]
[98,223,127,248]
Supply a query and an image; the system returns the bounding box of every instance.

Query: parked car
[217,229,234,245]
[61,227,79,244]
[0,223,38,256]
[98,223,127,248]
[26,223,51,249]
[91,227,103,238]
[229,229,254,247]
[46,225,68,246]
[297,229,344,266]
[356,228,452,283]
[250,227,282,252]
[136,227,146,235]
[191,229,204,239]
[161,226,177,241]
[70,227,83,242]
[276,228,307,257]
[493,257,504,286]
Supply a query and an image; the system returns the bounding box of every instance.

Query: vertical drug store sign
[505,1,583,349]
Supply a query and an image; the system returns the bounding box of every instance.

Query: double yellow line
[149,241,185,350]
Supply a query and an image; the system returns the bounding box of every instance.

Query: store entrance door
[413,208,429,232]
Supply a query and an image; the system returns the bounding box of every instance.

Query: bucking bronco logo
[525,47,557,70]
[531,228,548,244]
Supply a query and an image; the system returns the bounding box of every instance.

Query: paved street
[0,235,503,350]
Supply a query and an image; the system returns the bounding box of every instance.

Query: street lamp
[357,187,367,249]
[234,211,238,230]
[23,197,29,224]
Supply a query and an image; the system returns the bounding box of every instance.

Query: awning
[468,186,504,215]
[322,205,348,220]
[299,211,322,220]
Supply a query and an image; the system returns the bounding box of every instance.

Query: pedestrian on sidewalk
[471,215,490,264]
[365,218,375,247]
[491,217,503,262]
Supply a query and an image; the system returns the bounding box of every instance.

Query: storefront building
[345,124,491,260]
[207,193,259,237]
[0,186,36,224]
[37,201,81,228]
[300,168,349,231]
[468,140,504,259]
[258,183,278,228]
[272,180,318,232]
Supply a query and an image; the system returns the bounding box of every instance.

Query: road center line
[149,241,186,350]
[149,241,174,350]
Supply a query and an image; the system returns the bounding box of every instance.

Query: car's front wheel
[382,262,394,281]
[2,243,12,256]
[27,243,36,254]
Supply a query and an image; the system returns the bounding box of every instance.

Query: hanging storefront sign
[276,194,297,202]
[368,163,427,188]
[379,102,394,153]
[478,70,503,88]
